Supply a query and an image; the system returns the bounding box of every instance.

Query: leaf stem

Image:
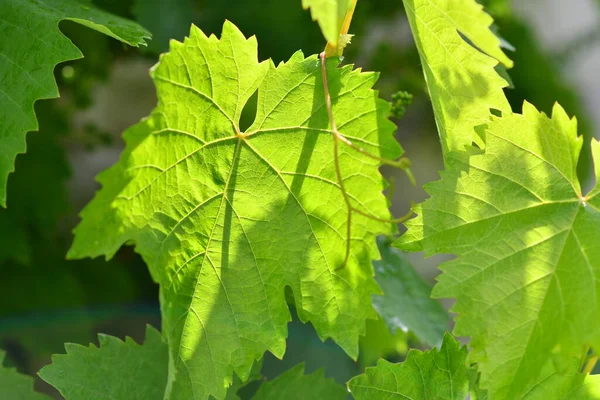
[318,52,414,267]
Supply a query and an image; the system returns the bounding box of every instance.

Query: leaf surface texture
[348,333,470,400]
[39,326,168,400]
[69,21,402,399]
[253,363,346,400]
[398,103,600,398]
[402,0,511,155]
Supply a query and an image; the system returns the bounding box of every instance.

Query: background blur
[1,0,600,397]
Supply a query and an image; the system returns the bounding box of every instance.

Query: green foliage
[348,333,471,400]
[0,350,50,399]
[402,0,512,155]
[518,358,600,399]
[372,237,449,346]
[398,102,600,398]
[253,363,346,400]
[39,326,168,400]
[302,0,353,46]
[68,21,402,399]
[0,102,69,264]
[0,0,150,206]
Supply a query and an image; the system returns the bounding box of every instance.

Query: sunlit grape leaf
[348,333,470,400]
[402,0,511,155]
[68,21,402,399]
[518,358,600,400]
[0,0,150,206]
[39,326,168,400]
[253,363,346,400]
[302,0,353,46]
[372,236,449,346]
[397,102,600,398]
[0,350,50,400]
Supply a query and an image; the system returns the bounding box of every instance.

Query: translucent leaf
[69,21,402,399]
[398,102,600,398]
[253,363,346,400]
[402,0,511,155]
[373,236,449,346]
[39,326,168,400]
[302,0,353,46]
[348,333,470,400]
[518,358,600,400]
[0,0,150,206]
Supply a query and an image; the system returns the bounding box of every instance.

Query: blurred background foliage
[1,0,599,397]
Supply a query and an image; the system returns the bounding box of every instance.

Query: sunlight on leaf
[398,102,600,399]
[68,21,402,399]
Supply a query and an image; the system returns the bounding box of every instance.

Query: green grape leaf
[0,350,50,400]
[253,363,346,400]
[397,102,600,399]
[373,236,449,347]
[518,358,600,400]
[68,21,402,399]
[348,333,470,400]
[302,0,353,46]
[402,0,511,155]
[0,0,150,206]
[39,325,168,400]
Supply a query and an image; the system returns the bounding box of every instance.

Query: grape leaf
[302,0,353,46]
[348,333,470,400]
[39,325,168,400]
[397,102,600,398]
[0,0,151,206]
[68,21,402,399]
[518,358,600,400]
[0,350,50,400]
[402,0,511,155]
[373,236,449,347]
[253,363,346,400]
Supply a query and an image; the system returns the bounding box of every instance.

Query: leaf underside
[402,0,511,155]
[0,0,150,206]
[69,21,402,399]
[348,333,470,400]
[397,102,600,399]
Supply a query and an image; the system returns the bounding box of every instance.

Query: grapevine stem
[584,355,598,375]
[318,52,414,268]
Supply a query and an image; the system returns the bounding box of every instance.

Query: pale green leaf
[0,350,50,400]
[518,358,600,400]
[302,0,353,45]
[348,333,470,400]
[0,0,150,206]
[253,363,346,400]
[68,21,402,399]
[373,236,449,346]
[39,325,168,400]
[397,102,600,399]
[402,0,511,155]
